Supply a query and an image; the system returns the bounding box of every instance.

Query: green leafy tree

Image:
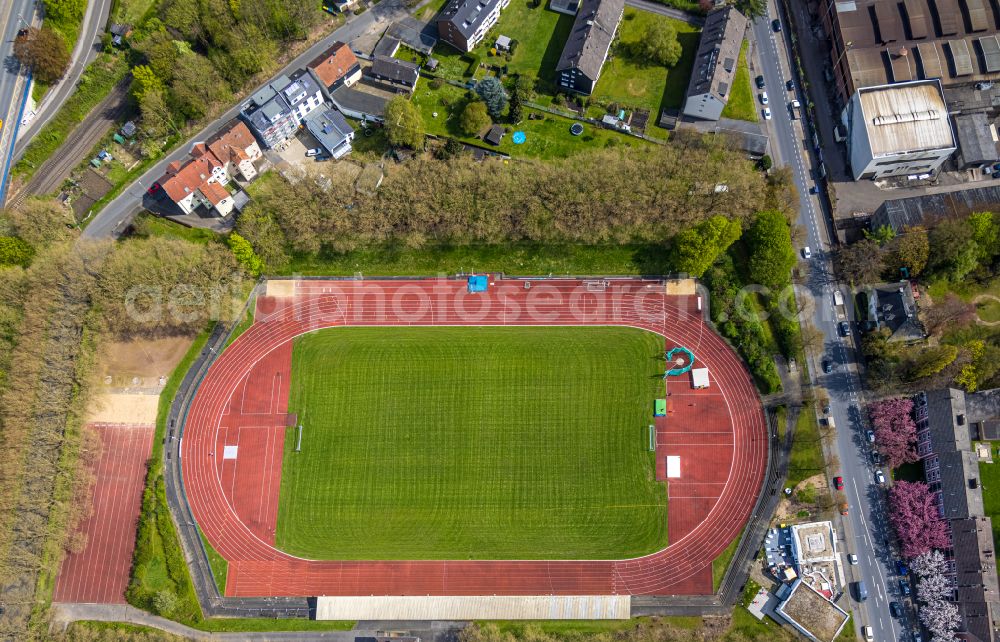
[235,206,289,268]
[865,224,896,245]
[13,27,70,83]
[0,237,33,267]
[907,345,959,381]
[131,65,164,102]
[887,226,929,276]
[514,73,536,101]
[837,238,886,284]
[631,20,682,67]
[670,215,741,277]
[43,0,85,27]
[969,211,1000,261]
[460,100,491,136]
[152,590,179,617]
[475,77,508,120]
[169,52,230,120]
[736,0,768,19]
[133,24,178,82]
[759,154,772,171]
[384,96,424,149]
[746,210,796,290]
[508,88,523,124]
[227,232,264,276]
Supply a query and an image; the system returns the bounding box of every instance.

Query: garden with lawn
[411,80,646,159]
[719,41,757,122]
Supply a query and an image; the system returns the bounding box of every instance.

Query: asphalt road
[0,0,40,202]
[81,0,408,240]
[752,4,912,641]
[13,0,114,157]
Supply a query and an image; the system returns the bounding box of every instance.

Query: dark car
[786,79,795,91]
[872,450,883,465]
[772,18,782,31]
[823,359,833,373]
[890,601,904,618]
[839,321,851,336]
[896,560,909,576]
[756,75,765,89]
[899,578,912,597]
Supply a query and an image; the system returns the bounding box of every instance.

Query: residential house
[367,56,420,94]
[206,119,262,182]
[307,42,363,97]
[681,6,748,121]
[304,107,355,159]
[241,71,325,149]
[549,0,579,15]
[109,23,132,47]
[437,0,511,52]
[865,282,924,342]
[845,80,956,181]
[330,85,389,122]
[160,146,235,217]
[918,388,1000,642]
[554,0,624,95]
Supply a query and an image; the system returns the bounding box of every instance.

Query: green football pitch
[275,326,668,560]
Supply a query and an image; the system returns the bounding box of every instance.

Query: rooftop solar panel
[980,35,1000,72]
[950,38,974,75]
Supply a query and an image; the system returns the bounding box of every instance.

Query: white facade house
[846,79,957,181]
[242,72,325,149]
[438,0,511,52]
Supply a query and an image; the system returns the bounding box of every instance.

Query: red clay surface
[54,423,154,603]
[181,278,768,597]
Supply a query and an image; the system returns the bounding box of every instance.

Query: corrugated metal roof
[858,80,955,157]
[874,1,903,42]
[963,0,989,31]
[848,48,889,87]
[917,41,944,77]
[902,0,928,39]
[980,34,1000,72]
[949,38,974,75]
[889,47,915,81]
[935,0,960,35]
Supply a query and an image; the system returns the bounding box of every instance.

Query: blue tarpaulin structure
[467,275,488,293]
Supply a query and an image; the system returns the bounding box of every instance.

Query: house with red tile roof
[160,146,235,217]
[307,42,362,95]
[206,119,262,182]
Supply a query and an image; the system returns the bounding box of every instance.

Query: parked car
[839,321,851,336]
[890,602,904,618]
[856,581,869,601]
[872,450,883,465]
[833,476,844,490]
[867,430,876,443]
[790,99,801,108]
[875,470,886,484]
[840,502,849,515]
[763,107,772,120]
[848,553,858,564]
[896,560,909,575]
[756,75,765,89]
[786,79,795,91]
[759,91,769,104]
[305,148,323,157]
[823,359,833,373]
[146,182,161,195]
[899,578,912,597]
[802,246,812,259]
[863,627,874,641]
[772,18,782,31]
[822,403,831,414]
[809,185,820,194]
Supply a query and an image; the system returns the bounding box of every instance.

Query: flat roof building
[846,79,956,180]
[682,6,748,121]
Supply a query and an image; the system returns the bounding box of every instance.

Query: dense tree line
[238,138,775,263]
[129,0,323,150]
[459,617,796,642]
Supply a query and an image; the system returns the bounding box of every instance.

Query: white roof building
[846,79,956,181]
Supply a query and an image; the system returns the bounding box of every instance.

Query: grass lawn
[787,403,825,488]
[198,527,228,595]
[276,326,667,560]
[981,460,1000,552]
[412,81,645,158]
[589,9,699,137]
[977,297,1000,324]
[720,41,756,122]
[712,530,742,591]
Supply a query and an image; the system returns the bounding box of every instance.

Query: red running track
[54,423,154,604]
[181,278,768,597]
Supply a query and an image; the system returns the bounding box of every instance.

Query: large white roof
[857,80,954,157]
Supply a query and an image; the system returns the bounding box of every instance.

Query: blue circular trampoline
[570,123,584,136]
[512,131,526,144]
